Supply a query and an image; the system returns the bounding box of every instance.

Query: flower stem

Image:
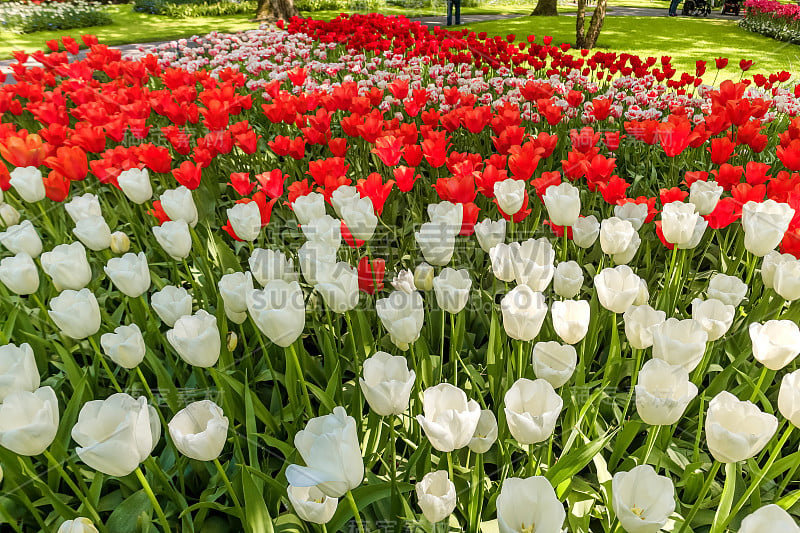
[89,336,122,393]
[345,490,366,533]
[43,450,104,529]
[388,417,399,521]
[285,342,314,417]
[135,467,171,533]
[641,425,661,466]
[677,461,722,533]
[213,458,245,520]
[749,365,772,403]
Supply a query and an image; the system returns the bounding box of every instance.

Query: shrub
[0,0,112,33]
[132,0,256,17]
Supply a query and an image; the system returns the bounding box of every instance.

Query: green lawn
[0,4,259,58]
[463,15,800,78]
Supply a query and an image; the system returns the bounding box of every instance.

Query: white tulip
[474,218,506,253]
[553,260,583,298]
[292,192,327,226]
[9,166,45,202]
[742,200,795,257]
[104,252,151,298]
[705,391,777,463]
[414,262,435,291]
[689,180,723,215]
[613,230,641,264]
[73,216,112,251]
[504,378,562,444]
[40,242,92,291]
[227,202,262,242]
[168,400,229,461]
[600,217,636,255]
[0,220,41,257]
[0,203,20,226]
[427,202,462,235]
[330,186,360,218]
[594,265,642,314]
[167,310,221,367]
[543,182,581,226]
[750,320,800,370]
[153,219,192,260]
[249,248,298,285]
[416,383,481,452]
[151,285,193,327]
[635,358,698,426]
[65,193,102,223]
[501,285,547,341]
[101,324,146,369]
[551,299,590,345]
[315,261,360,313]
[512,238,555,292]
[359,352,415,416]
[660,201,700,246]
[652,318,708,372]
[297,241,338,285]
[676,216,707,250]
[416,470,457,524]
[489,243,516,282]
[774,258,800,301]
[614,202,648,230]
[287,485,338,525]
[160,186,198,227]
[532,341,577,388]
[0,253,39,295]
[612,464,676,533]
[623,305,666,350]
[572,215,600,248]
[340,196,377,241]
[247,280,306,348]
[416,221,456,266]
[494,179,526,215]
[496,476,565,533]
[779,370,800,428]
[218,272,254,318]
[71,393,160,476]
[691,298,735,341]
[376,290,424,350]
[468,409,498,453]
[0,343,39,402]
[707,273,748,307]
[48,288,101,339]
[117,167,153,204]
[0,386,59,455]
[391,269,416,294]
[57,517,100,533]
[762,250,795,290]
[110,231,130,254]
[433,268,471,313]
[739,504,800,533]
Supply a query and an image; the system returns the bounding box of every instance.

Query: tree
[254,0,298,21]
[531,0,558,16]
[576,0,609,49]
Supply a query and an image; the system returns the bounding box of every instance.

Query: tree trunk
[575,0,587,48]
[254,0,298,21]
[531,0,558,16]
[580,0,609,49]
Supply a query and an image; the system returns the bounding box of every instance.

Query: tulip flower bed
[0,0,112,33]
[741,0,800,43]
[4,14,800,533]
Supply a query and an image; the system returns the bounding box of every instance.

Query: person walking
[668,0,681,16]
[447,0,461,25]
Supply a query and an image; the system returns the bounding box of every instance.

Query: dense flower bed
[132,0,256,19]
[741,0,800,43]
[0,0,111,33]
[2,15,800,532]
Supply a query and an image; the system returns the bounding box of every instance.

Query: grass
[0,4,259,58]
[463,15,800,78]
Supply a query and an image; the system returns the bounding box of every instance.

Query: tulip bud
[48,288,101,339]
[416,470,457,524]
[247,280,306,348]
[340,197,378,242]
[72,393,160,477]
[660,201,700,247]
[742,200,795,257]
[474,218,506,253]
[739,505,800,533]
[543,182,581,226]
[376,290,424,351]
[168,400,229,461]
[0,386,59,455]
[571,215,600,248]
[600,217,636,255]
[623,304,666,350]
[494,179,526,215]
[227,202,262,242]
[489,243,516,282]
[501,285,547,342]
[689,180,723,215]
[532,341,577,388]
[118,167,153,204]
[468,409,498,454]
[0,203,20,227]
[151,285,193,327]
[0,220,42,257]
[167,310,221,367]
[0,253,39,295]
[652,318,708,372]
[57,517,99,533]
[706,391,777,463]
[359,352,415,416]
[417,383,481,452]
[749,320,800,370]
[110,231,130,254]
[73,216,112,251]
[433,268,471,314]
[613,202,648,231]
[100,324,146,369]
[512,238,555,292]
[285,406,364,498]
[416,221,456,266]
[504,378,562,444]
[249,248,298,285]
[330,186,360,218]
[762,250,794,290]
[774,257,800,301]
[65,193,102,223]
[427,201,462,234]
[635,358,698,426]
[594,265,642,314]
[551,300,590,345]
[226,331,238,352]
[288,485,338,525]
[553,261,583,298]
[9,166,45,202]
[413,262,434,291]
[292,192,327,226]
[41,241,92,291]
[391,269,416,293]
[153,219,192,260]
[160,186,198,227]
[315,262,360,314]
[104,252,151,298]
[612,465,676,533]
[0,342,39,402]
[779,370,800,428]
[302,214,342,249]
[496,477,565,533]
